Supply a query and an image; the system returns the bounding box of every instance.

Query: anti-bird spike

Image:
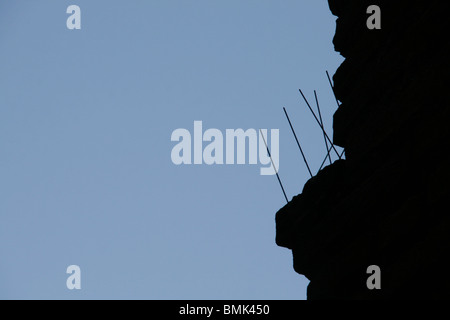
[314,90,332,166]
[326,70,341,108]
[298,88,342,160]
[283,107,313,178]
[259,129,289,204]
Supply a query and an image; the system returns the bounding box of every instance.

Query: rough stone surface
[276,0,450,299]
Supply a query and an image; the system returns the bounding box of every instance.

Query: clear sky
[0,0,343,299]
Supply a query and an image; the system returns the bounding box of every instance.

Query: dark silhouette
[276,0,450,299]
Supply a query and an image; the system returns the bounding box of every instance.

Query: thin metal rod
[283,107,313,178]
[314,90,332,165]
[298,89,341,159]
[318,144,334,174]
[326,70,340,108]
[260,129,289,204]
[318,147,346,173]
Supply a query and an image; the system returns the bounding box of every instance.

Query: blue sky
[0,1,343,299]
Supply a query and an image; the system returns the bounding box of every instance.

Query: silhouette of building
[276,0,450,299]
